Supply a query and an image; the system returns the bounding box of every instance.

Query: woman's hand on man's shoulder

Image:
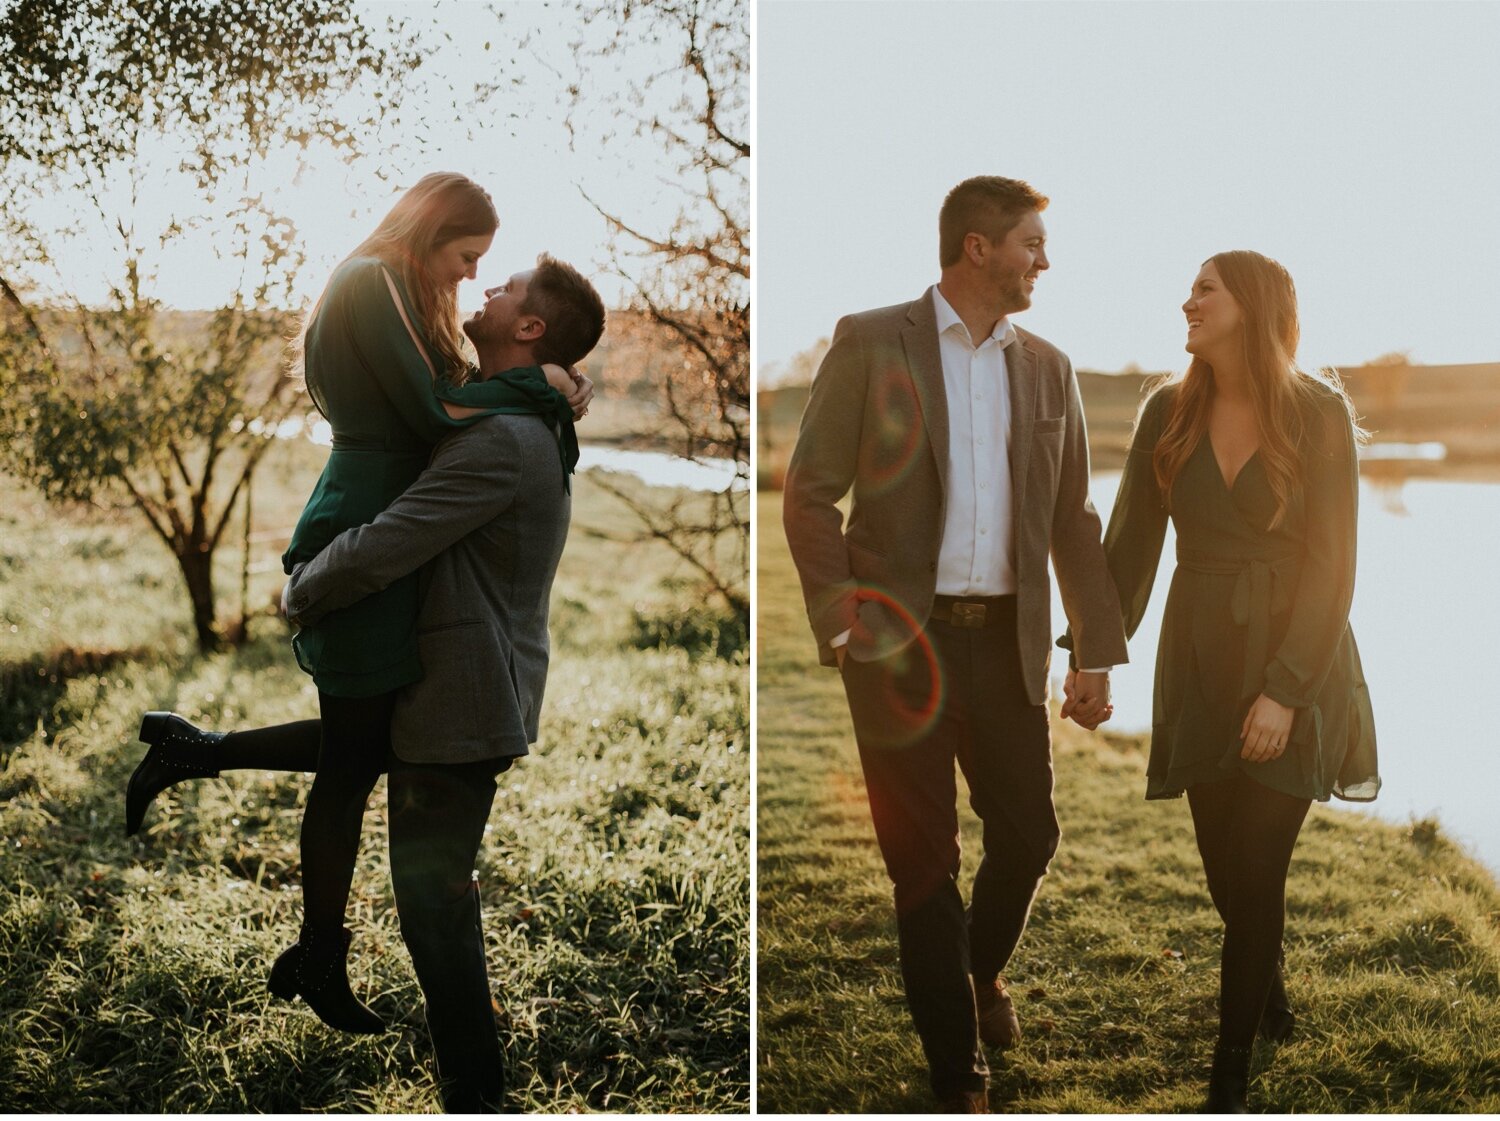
[543,364,594,419]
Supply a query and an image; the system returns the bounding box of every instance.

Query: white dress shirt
[931,284,1016,596]
[831,286,1012,647]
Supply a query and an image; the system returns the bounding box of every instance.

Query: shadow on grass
[0,645,161,747]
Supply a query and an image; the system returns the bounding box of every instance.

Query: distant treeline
[30,305,682,406]
[23,303,695,450]
[758,361,1500,488]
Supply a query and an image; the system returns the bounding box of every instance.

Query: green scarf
[438,365,580,490]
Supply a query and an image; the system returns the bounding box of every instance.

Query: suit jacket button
[929,561,937,572]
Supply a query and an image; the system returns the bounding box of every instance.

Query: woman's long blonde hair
[1150,250,1363,528]
[298,173,497,391]
[347,172,498,377]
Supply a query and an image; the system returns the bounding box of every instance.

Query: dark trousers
[841,600,1056,1099]
[219,718,516,1111]
[388,753,515,1114]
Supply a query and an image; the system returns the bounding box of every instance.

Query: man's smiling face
[464,269,535,345]
[982,209,1049,315]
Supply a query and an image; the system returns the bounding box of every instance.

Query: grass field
[0,439,749,1113]
[756,491,1500,1114]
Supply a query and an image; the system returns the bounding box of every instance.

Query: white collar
[931,284,1016,348]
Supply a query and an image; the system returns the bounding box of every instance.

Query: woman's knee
[307,756,384,807]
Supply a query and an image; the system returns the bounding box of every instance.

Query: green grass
[0,440,748,1113]
[756,491,1500,1113]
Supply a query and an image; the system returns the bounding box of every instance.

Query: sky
[19,1,696,316]
[757,0,1500,378]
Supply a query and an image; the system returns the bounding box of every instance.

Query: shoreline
[1087,721,1499,883]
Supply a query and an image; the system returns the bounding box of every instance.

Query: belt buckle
[951,602,987,628]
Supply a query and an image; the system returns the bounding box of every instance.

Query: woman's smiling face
[1182,259,1244,359]
[427,232,494,287]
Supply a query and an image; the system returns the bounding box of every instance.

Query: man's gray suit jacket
[286,414,570,764]
[781,287,1129,707]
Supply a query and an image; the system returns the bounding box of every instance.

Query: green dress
[282,255,575,698]
[1075,381,1379,803]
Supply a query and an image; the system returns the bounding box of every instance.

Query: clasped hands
[1060,669,1113,730]
[542,363,594,419]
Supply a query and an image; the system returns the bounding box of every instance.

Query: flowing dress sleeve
[1105,386,1173,642]
[1261,391,1360,709]
[1057,385,1172,664]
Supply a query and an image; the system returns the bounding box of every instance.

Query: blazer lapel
[1007,332,1037,520]
[902,289,949,497]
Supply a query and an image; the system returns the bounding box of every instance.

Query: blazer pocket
[847,537,887,584]
[1032,416,1066,434]
[415,621,486,741]
[418,617,484,635]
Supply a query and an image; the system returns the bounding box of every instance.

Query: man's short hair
[939,176,1049,268]
[523,254,606,367]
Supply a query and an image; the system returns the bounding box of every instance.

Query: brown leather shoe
[975,977,1021,1049]
[940,1089,991,1113]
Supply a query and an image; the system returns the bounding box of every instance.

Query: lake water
[580,446,745,492]
[1051,470,1500,876]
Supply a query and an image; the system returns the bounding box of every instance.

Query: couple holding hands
[783,175,1379,1113]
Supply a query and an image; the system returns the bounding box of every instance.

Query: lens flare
[862,357,928,496]
[849,587,945,750]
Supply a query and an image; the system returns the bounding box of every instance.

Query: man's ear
[515,315,546,344]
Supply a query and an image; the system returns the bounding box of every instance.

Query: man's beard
[464,313,504,346]
[999,277,1031,313]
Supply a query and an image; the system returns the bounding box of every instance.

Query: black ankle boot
[1203,1044,1251,1113]
[125,712,225,836]
[1259,958,1295,1043]
[268,924,385,1034]
[437,1054,506,1114]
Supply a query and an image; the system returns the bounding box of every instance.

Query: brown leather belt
[929,594,1015,628]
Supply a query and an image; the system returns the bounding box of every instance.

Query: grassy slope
[756,492,1500,1114]
[0,442,748,1113]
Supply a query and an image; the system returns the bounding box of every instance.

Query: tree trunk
[176,544,221,653]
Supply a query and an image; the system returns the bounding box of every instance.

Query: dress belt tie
[330,438,426,456]
[1176,548,1300,702]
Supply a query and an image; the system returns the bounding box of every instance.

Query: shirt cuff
[830,628,851,648]
[1079,666,1113,674]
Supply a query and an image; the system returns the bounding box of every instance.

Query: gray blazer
[286,414,570,764]
[781,287,1128,706]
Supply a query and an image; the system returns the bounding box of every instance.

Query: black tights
[217,692,393,931]
[1186,772,1310,1049]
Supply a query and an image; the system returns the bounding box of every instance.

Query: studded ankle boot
[125,712,225,836]
[268,924,385,1035]
[1203,1043,1252,1113]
